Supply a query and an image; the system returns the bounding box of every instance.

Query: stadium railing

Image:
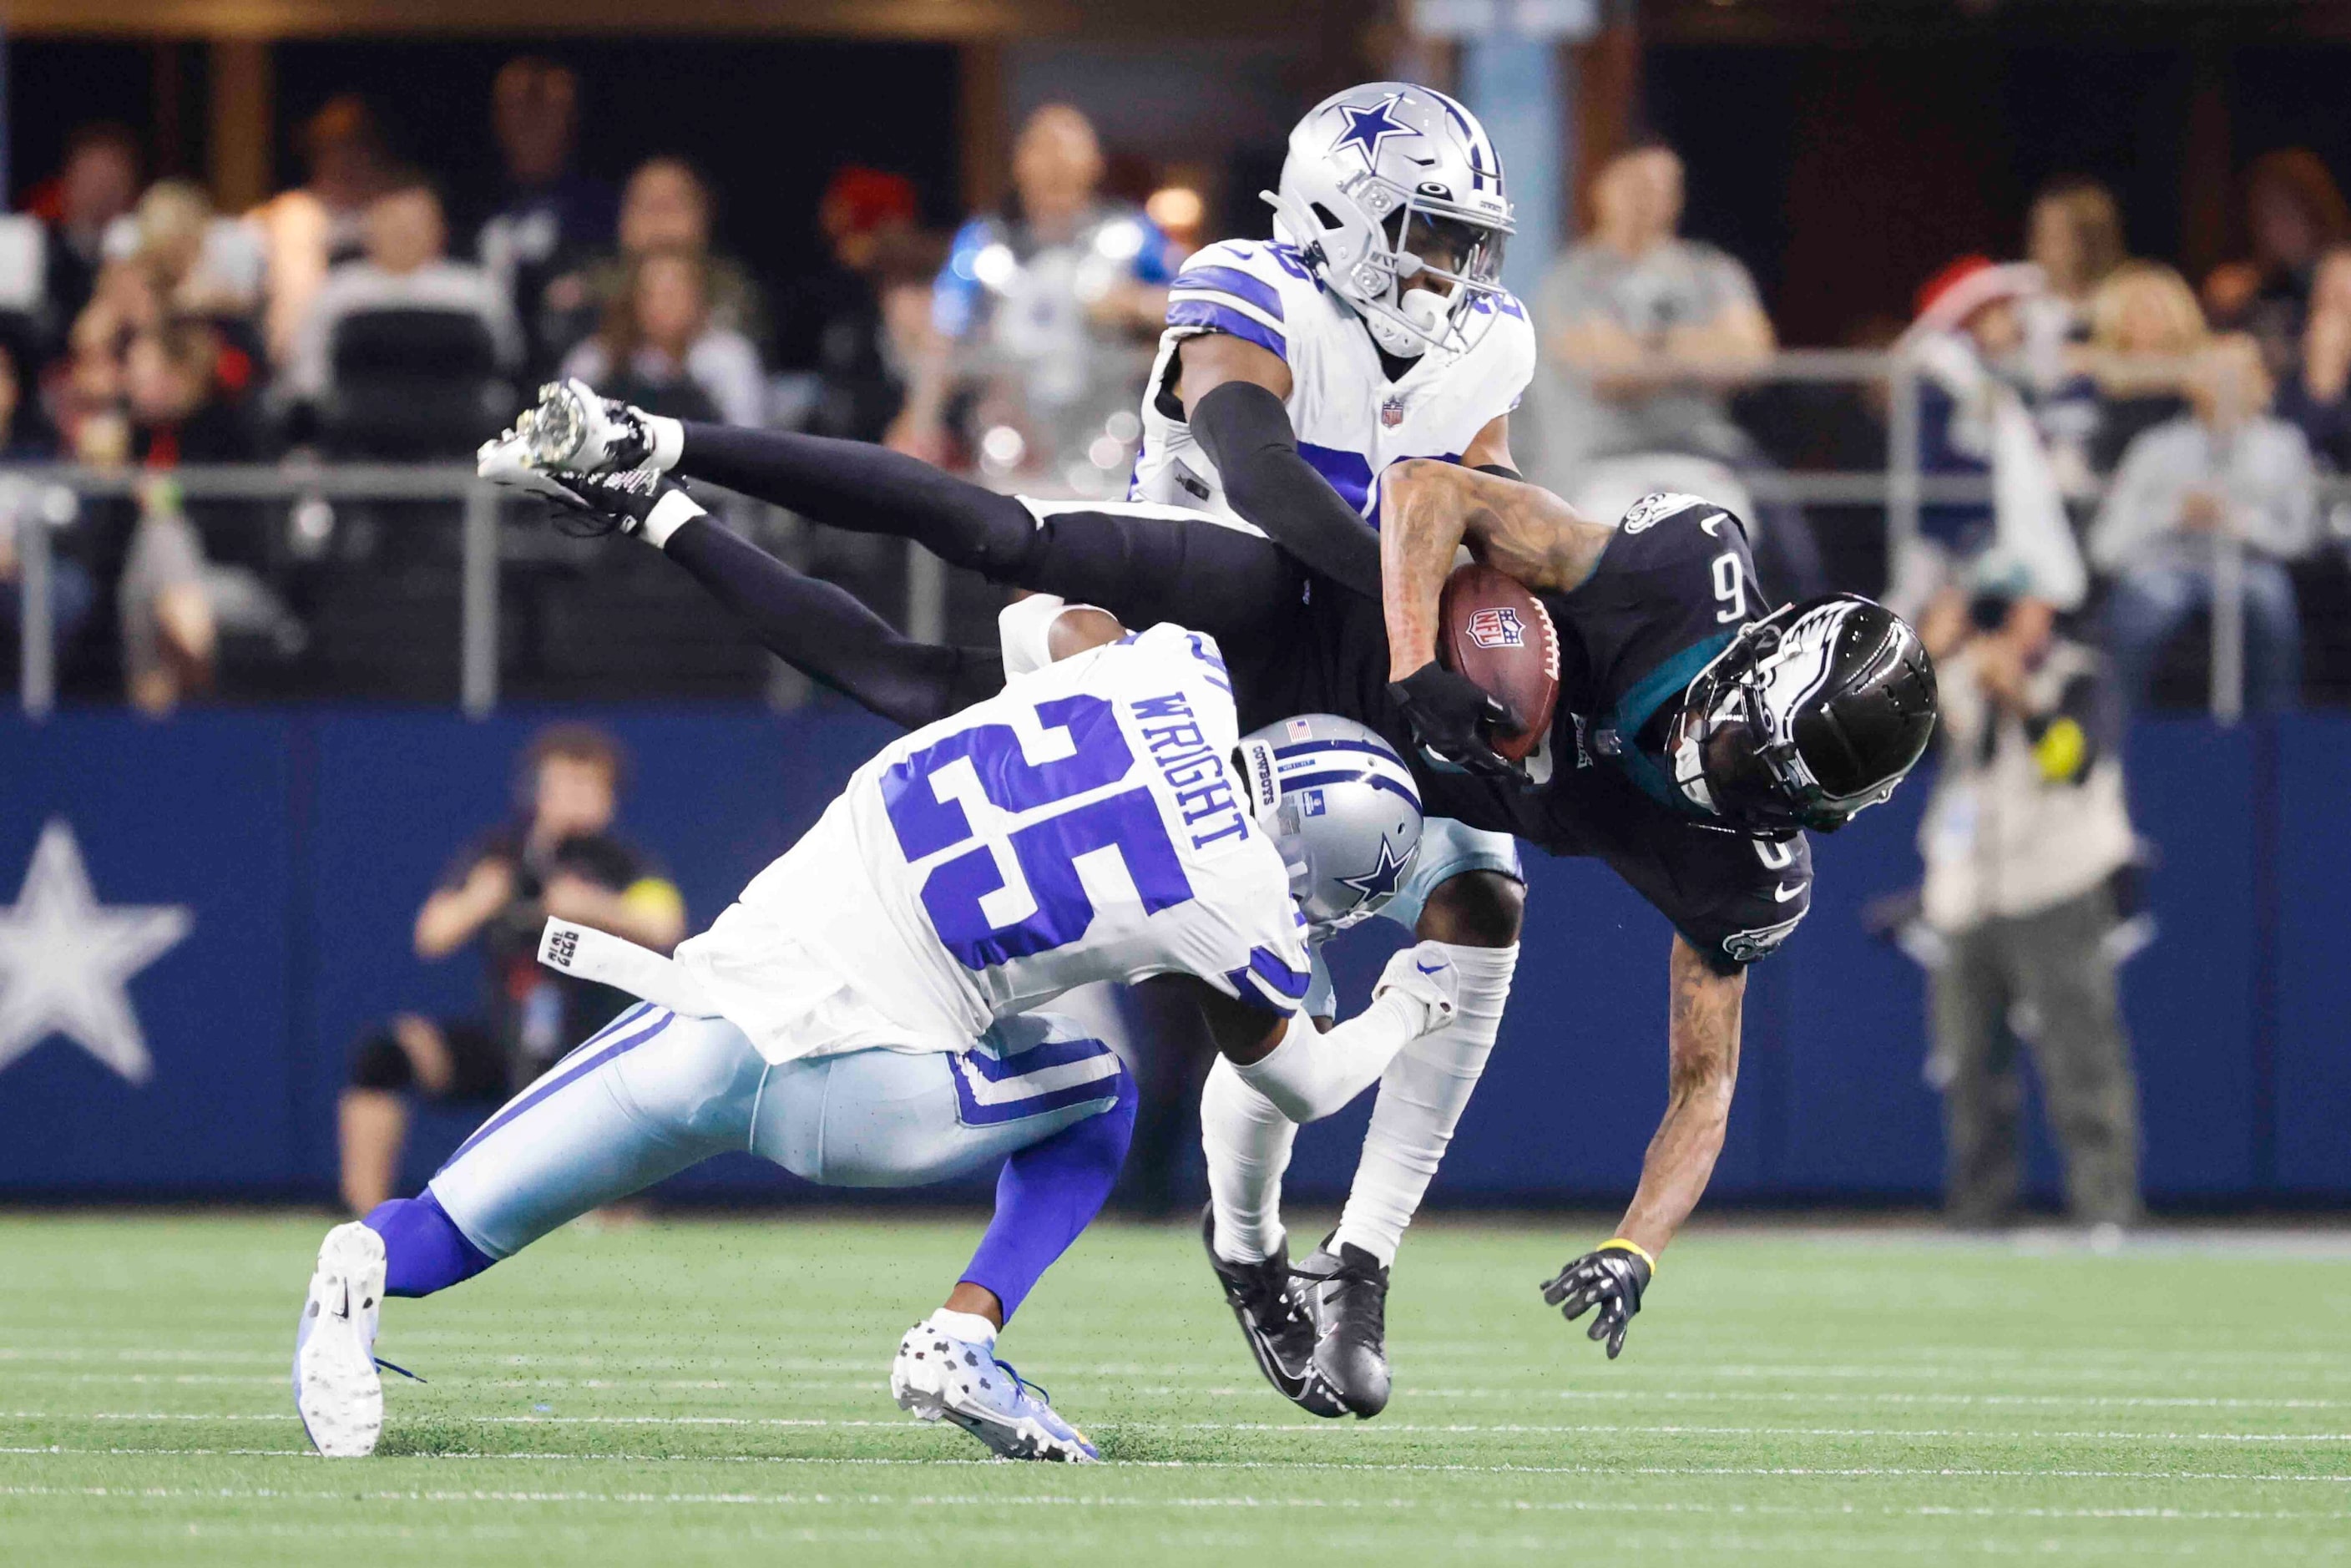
[8,350,2348,721]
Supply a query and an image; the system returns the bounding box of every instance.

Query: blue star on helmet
[1331,94,1416,169]
[1337,836,1411,903]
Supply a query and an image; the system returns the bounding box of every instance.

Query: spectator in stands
[55,258,167,466]
[282,173,523,407]
[2019,178,2127,436]
[1529,139,1820,595]
[2277,245,2351,472]
[104,180,265,340]
[2021,178,2127,377]
[1536,141,1772,463]
[892,104,1174,468]
[2202,149,2350,376]
[2080,261,2207,473]
[0,342,94,667]
[253,96,392,368]
[114,326,264,714]
[1893,256,2086,647]
[115,473,216,715]
[124,321,255,468]
[773,164,931,443]
[2093,333,2317,712]
[31,124,141,349]
[1919,572,2141,1237]
[475,57,617,376]
[337,724,685,1215]
[551,158,764,365]
[559,245,762,426]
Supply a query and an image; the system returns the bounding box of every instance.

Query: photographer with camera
[337,724,685,1214]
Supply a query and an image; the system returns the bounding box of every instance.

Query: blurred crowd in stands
[3,58,2350,721]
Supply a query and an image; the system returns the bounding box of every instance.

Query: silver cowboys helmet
[1236,714,1424,941]
[1265,81,1514,358]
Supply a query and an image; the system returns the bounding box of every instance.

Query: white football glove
[1371,941,1461,1036]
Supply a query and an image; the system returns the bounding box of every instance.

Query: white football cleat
[890,1318,1099,1462]
[292,1222,387,1458]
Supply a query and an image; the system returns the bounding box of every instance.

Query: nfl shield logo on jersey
[1466,606,1524,649]
[1380,397,1404,428]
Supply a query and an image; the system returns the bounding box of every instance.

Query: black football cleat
[1201,1207,1346,1419]
[1293,1237,1392,1418]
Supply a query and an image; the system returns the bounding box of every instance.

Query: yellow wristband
[1599,1237,1657,1274]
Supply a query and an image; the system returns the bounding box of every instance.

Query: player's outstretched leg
[885,1044,1135,1462]
[292,1221,387,1458]
[746,1014,1128,1462]
[288,1005,758,1454]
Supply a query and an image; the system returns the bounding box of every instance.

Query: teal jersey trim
[1591,630,1738,817]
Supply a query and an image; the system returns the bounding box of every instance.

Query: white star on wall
[0,820,192,1085]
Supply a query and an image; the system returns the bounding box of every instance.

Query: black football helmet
[1671,594,1938,836]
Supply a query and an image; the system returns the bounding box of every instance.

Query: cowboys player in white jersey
[1122,81,1534,1418]
[291,473,1459,1464]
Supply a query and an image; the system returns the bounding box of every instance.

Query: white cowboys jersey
[1130,237,1538,529]
[676,624,1312,1065]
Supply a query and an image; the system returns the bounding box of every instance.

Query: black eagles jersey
[1398,492,1815,973]
[982,483,1814,974]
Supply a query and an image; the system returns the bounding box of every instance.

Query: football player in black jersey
[479,390,1935,1402]
[1373,459,1935,1353]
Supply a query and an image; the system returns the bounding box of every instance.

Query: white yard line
[13,1412,2351,1444]
[3,1444,2348,1482]
[9,1370,2344,1411]
[0,1481,2344,1524]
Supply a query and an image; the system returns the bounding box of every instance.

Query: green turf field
[2,1212,2346,1565]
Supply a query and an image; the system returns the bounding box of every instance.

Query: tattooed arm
[1378,457,1615,682]
[1616,934,1746,1257]
[1537,934,1745,1357]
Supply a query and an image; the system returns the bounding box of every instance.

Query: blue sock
[364,1190,496,1298]
[961,1069,1137,1323]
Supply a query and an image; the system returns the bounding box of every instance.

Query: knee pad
[350,1032,415,1092]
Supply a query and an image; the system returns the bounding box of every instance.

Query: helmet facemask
[1671,599,1934,836]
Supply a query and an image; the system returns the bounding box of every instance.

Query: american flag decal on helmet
[1466,606,1525,649]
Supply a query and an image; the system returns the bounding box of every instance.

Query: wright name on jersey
[1130,239,1538,529]
[675,624,1312,1065]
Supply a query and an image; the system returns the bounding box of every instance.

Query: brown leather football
[1436,562,1561,763]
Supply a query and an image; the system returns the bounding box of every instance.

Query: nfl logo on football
[1467,606,1524,649]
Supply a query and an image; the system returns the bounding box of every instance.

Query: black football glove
[1540,1243,1653,1359]
[1388,660,1515,777]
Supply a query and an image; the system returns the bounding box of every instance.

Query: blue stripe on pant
[419,1009,1132,1300]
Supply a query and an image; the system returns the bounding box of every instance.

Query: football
[1436,562,1561,763]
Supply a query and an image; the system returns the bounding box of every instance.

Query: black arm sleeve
[662,515,1003,730]
[1188,380,1382,599]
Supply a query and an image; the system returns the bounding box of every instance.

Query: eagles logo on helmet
[1673,594,1939,837]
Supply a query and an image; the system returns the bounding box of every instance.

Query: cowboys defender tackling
[290,539,1463,1462]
